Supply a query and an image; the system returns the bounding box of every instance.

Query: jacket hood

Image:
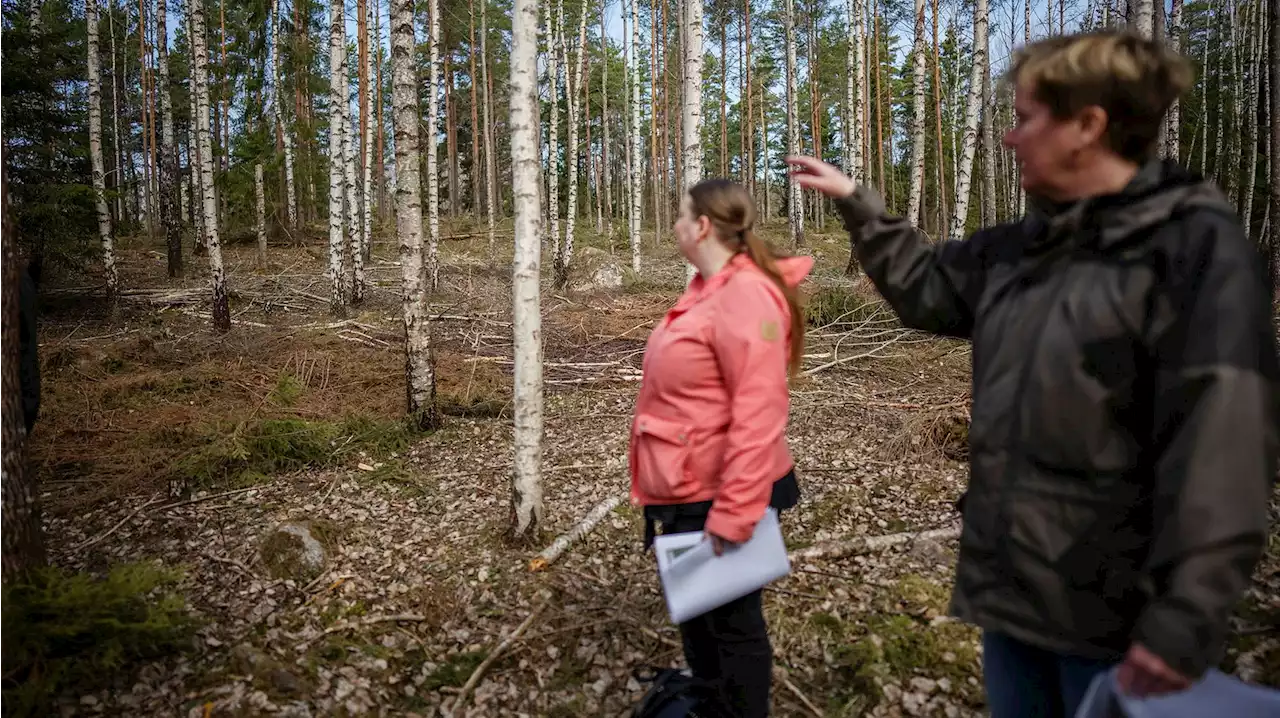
[774,255,815,287]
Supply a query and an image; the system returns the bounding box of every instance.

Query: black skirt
[642,468,800,549]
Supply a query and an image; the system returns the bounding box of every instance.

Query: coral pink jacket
[629,253,813,544]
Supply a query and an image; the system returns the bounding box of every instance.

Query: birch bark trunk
[510,0,545,537]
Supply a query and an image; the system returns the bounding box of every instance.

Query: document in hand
[652,509,791,625]
[1075,665,1280,718]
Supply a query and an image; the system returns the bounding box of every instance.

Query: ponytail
[740,229,806,376]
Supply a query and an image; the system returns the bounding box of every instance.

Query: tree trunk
[156,0,180,277]
[555,4,589,289]
[1243,2,1264,240]
[908,0,927,227]
[256,163,267,264]
[391,0,440,428]
[344,76,365,303]
[1269,0,1280,289]
[684,0,704,191]
[981,57,997,227]
[272,0,298,228]
[874,2,884,194]
[482,0,498,255]
[328,0,348,314]
[363,0,376,259]
[191,0,230,332]
[109,3,125,222]
[468,0,481,214]
[720,21,728,178]
[629,0,642,273]
[426,0,442,289]
[88,0,118,301]
[545,1,562,253]
[785,0,802,247]
[745,0,754,197]
[1,162,44,580]
[931,0,947,240]
[376,0,387,224]
[446,60,459,218]
[1166,0,1183,160]
[950,0,987,241]
[510,0,544,538]
[601,0,612,228]
[1134,0,1153,37]
[187,7,205,253]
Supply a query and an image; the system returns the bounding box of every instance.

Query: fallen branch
[774,668,825,718]
[530,495,624,571]
[452,600,549,709]
[789,523,962,562]
[153,486,263,512]
[295,613,427,649]
[72,494,162,551]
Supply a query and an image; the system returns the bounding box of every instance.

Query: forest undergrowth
[14,223,1280,717]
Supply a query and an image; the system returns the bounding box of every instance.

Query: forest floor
[26,219,1280,717]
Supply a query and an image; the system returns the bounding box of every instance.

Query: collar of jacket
[1023,160,1232,253]
[673,253,814,314]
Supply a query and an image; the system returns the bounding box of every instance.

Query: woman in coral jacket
[629,178,810,718]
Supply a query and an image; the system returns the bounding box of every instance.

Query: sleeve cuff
[1132,601,1214,679]
[704,506,760,545]
[833,186,888,231]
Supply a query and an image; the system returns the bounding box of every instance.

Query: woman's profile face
[674,195,704,262]
[1004,81,1088,200]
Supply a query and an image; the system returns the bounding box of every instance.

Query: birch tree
[344,87,365,303]
[363,0,376,262]
[87,0,117,301]
[481,0,498,256]
[1166,0,1183,159]
[544,1,561,252]
[684,0,705,204]
[271,0,297,227]
[555,5,590,289]
[157,0,180,277]
[392,0,440,428]
[510,0,544,538]
[255,163,266,264]
[1134,0,1153,38]
[191,0,231,332]
[908,0,927,227]
[427,0,442,289]
[785,0,803,246]
[950,0,987,240]
[328,0,347,314]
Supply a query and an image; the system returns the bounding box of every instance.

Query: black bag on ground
[630,667,728,718]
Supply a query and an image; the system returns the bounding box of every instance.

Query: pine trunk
[510,0,545,538]
[469,0,481,213]
[88,0,118,300]
[328,0,348,314]
[908,0,927,227]
[601,0,612,227]
[720,22,728,178]
[192,0,230,332]
[1,162,45,579]
[392,0,440,428]
[785,0,802,246]
[950,0,986,240]
[157,0,180,277]
[629,0,642,273]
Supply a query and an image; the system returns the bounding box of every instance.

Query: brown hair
[686,179,805,374]
[1007,30,1193,161]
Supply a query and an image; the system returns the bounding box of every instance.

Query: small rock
[909,677,937,695]
[936,677,952,694]
[268,668,304,696]
[80,696,99,706]
[259,522,328,582]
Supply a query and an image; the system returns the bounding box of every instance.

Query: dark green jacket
[835,161,1279,678]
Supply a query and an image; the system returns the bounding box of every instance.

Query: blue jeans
[983,631,1117,718]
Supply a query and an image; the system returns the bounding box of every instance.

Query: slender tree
[511,0,544,538]
[392,0,440,428]
[427,0,442,289]
[191,0,231,332]
[88,0,118,300]
[785,0,803,246]
[328,0,348,313]
[629,0,642,273]
[951,0,987,240]
[1270,0,1280,287]
[482,0,498,256]
[908,0,927,227]
[157,0,180,277]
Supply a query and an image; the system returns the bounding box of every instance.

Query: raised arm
[788,155,988,338]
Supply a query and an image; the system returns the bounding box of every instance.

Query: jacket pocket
[632,413,699,502]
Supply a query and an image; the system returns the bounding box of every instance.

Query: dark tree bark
[1269,0,1279,291]
[1,161,46,581]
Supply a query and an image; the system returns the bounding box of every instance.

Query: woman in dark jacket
[790,30,1278,718]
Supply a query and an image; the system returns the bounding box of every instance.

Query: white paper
[652,509,791,624]
[1075,666,1280,718]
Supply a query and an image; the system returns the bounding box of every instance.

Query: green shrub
[2,563,195,716]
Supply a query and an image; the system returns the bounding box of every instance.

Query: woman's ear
[696,215,713,243]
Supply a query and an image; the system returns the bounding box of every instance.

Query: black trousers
[659,513,773,718]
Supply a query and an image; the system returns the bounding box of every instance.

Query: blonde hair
[1008,30,1193,161]
[686,179,806,375]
